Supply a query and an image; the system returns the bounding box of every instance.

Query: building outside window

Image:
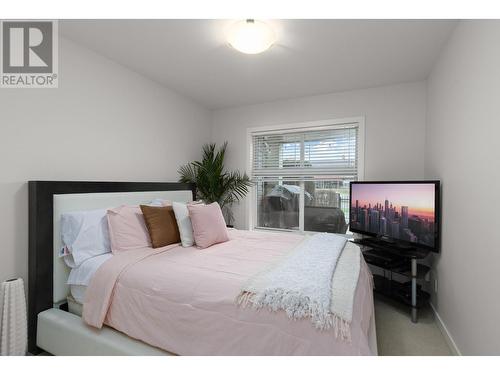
[249,118,364,234]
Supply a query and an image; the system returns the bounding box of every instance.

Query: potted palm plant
[178,142,252,226]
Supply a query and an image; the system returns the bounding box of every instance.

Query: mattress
[83,230,375,355]
[67,294,83,316]
[67,253,113,304]
[70,285,87,305]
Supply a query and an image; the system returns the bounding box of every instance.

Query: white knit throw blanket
[237,233,361,341]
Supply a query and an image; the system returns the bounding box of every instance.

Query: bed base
[37,307,377,356]
[37,308,174,356]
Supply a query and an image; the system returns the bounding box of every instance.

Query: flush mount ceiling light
[227,19,276,54]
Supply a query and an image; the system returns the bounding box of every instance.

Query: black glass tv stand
[352,237,431,323]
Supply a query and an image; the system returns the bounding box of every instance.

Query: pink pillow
[107,205,151,253]
[188,202,229,249]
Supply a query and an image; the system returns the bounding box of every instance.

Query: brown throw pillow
[140,205,181,248]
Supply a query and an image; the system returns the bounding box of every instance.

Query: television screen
[349,181,439,251]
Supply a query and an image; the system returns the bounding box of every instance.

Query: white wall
[0,37,211,284]
[211,82,427,228]
[426,20,500,355]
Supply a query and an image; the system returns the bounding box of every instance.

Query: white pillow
[61,209,111,267]
[172,202,195,247]
[61,199,170,267]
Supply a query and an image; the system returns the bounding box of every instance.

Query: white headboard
[53,190,193,304]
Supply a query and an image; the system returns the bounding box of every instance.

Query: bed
[28,181,377,355]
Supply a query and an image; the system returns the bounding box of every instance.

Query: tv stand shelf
[373,276,430,309]
[353,238,431,323]
[391,263,430,280]
[354,237,430,259]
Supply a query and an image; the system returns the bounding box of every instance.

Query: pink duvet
[83,229,375,355]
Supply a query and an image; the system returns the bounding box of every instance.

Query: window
[250,119,363,234]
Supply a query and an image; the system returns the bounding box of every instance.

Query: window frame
[246,117,365,232]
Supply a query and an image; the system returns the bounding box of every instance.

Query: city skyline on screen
[351,183,435,218]
[350,183,436,247]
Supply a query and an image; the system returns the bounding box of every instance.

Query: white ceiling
[61,20,457,109]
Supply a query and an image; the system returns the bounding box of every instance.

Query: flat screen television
[349,181,440,252]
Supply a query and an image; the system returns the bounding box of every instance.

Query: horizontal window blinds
[251,124,358,180]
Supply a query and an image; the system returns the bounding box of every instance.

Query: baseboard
[429,302,462,356]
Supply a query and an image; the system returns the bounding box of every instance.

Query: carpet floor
[374,295,452,355]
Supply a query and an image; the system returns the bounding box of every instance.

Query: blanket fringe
[236,290,352,342]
